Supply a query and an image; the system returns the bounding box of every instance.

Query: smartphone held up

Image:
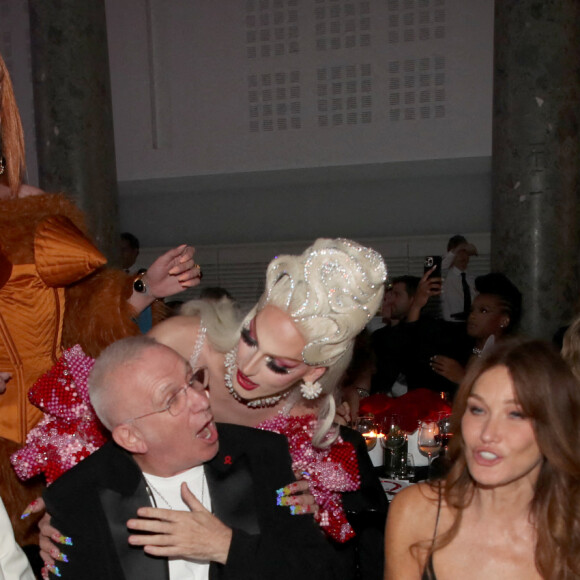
[424,255,442,278]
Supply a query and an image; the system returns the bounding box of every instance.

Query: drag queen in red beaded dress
[151,238,388,545]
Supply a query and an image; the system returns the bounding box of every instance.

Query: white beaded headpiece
[257,238,386,366]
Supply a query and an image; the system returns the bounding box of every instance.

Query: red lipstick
[237,370,259,391]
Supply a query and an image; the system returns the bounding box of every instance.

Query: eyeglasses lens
[167,367,208,417]
[193,367,209,389]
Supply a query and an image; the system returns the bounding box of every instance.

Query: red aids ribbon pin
[224,455,232,465]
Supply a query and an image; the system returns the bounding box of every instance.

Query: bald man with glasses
[41,337,342,580]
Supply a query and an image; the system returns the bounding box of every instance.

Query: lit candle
[363,430,385,467]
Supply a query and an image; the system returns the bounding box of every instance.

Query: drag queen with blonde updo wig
[155,239,384,439]
[155,239,388,546]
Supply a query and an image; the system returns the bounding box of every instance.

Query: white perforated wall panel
[105,0,493,181]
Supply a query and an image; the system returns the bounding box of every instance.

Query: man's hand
[127,482,232,564]
[429,355,465,384]
[407,267,442,322]
[416,267,442,307]
[463,242,478,257]
[0,372,11,395]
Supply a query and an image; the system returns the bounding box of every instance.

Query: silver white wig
[248,238,386,446]
[182,239,386,448]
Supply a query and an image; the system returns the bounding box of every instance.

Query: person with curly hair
[428,272,522,385]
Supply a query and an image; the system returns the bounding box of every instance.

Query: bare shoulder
[384,483,442,580]
[18,184,44,198]
[149,314,200,334]
[148,315,201,357]
[390,482,440,517]
[0,183,44,200]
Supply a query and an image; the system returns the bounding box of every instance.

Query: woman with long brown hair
[384,339,580,579]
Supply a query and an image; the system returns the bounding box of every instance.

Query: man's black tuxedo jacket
[43,423,385,579]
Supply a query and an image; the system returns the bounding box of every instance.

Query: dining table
[377,457,448,501]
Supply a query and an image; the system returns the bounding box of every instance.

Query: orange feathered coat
[0,193,140,445]
[0,192,144,546]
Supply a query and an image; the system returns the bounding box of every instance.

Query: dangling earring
[300,380,322,400]
[0,156,5,176]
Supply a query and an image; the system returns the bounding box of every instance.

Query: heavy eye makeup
[265,357,291,375]
[241,318,299,375]
[187,372,201,391]
[241,326,257,347]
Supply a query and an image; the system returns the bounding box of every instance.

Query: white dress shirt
[145,466,211,580]
[0,499,35,580]
[442,266,477,322]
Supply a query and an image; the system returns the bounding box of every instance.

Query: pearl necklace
[145,473,206,510]
[223,347,290,408]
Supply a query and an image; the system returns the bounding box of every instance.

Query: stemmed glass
[436,414,453,457]
[380,414,407,478]
[355,415,380,451]
[418,420,441,478]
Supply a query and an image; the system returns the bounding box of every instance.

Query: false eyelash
[266,357,290,375]
[241,326,258,347]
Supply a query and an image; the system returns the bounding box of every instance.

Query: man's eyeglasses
[124,366,209,424]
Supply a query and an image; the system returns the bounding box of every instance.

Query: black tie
[461,273,471,317]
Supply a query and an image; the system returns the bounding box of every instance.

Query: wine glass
[381,414,406,450]
[436,414,453,456]
[380,414,407,478]
[355,415,379,451]
[418,420,441,478]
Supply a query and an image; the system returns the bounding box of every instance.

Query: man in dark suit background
[42,337,345,580]
[371,275,470,398]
